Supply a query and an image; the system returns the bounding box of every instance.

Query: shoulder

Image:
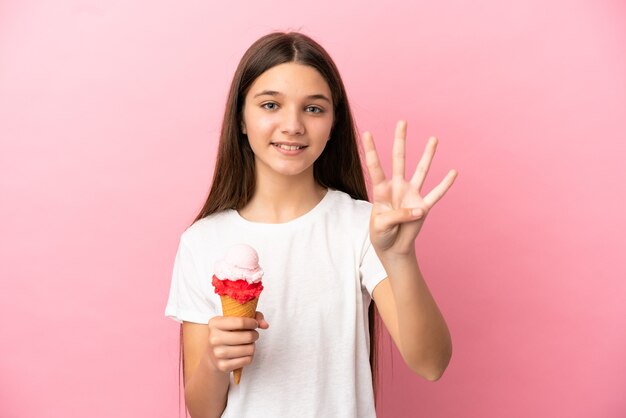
[179,210,234,248]
[322,190,373,241]
[326,189,373,221]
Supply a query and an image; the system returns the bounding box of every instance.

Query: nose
[280,107,305,136]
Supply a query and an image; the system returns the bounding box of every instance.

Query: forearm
[184,355,230,418]
[379,252,452,380]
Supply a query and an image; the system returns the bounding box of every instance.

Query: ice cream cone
[220,295,259,384]
[212,244,264,385]
[220,295,259,319]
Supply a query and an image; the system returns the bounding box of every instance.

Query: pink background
[1,1,625,417]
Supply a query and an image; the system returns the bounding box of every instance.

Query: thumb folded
[255,311,269,329]
[374,208,424,231]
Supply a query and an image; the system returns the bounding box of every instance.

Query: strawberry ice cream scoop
[214,243,264,284]
[212,244,264,304]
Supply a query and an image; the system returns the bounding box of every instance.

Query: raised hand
[362,120,457,257]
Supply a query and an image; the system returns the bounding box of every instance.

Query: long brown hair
[187,31,380,399]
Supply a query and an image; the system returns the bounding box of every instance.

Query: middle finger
[392,120,407,181]
[219,329,260,346]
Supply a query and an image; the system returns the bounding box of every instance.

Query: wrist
[377,248,418,265]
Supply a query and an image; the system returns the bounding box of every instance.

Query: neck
[239,166,327,223]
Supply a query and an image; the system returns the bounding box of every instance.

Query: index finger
[215,316,260,331]
[362,131,387,186]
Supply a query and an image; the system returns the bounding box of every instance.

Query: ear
[241,120,247,135]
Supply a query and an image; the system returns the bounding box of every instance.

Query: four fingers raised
[361,120,457,212]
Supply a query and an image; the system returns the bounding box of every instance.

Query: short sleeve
[359,234,388,296]
[164,237,219,324]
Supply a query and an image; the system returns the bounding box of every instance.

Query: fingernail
[412,208,422,217]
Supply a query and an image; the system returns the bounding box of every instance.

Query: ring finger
[216,330,259,346]
[214,343,255,360]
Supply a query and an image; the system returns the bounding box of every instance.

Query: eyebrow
[253,90,331,103]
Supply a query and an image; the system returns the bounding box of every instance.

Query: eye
[262,102,279,110]
[305,106,323,114]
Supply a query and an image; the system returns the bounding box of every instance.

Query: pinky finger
[423,169,458,207]
[217,356,253,373]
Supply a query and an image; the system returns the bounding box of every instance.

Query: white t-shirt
[165,189,388,418]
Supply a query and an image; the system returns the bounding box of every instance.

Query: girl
[165,32,457,418]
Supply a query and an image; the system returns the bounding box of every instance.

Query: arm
[182,313,269,418]
[182,322,230,417]
[372,263,451,381]
[362,120,457,381]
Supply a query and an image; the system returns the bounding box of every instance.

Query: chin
[255,157,316,179]
[273,164,314,178]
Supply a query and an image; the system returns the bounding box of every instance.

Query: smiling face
[241,63,334,181]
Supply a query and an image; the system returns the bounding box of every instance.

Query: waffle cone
[219,295,259,384]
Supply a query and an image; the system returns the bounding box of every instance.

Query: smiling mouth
[271,143,308,151]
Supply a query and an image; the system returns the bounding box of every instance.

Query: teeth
[274,144,304,151]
